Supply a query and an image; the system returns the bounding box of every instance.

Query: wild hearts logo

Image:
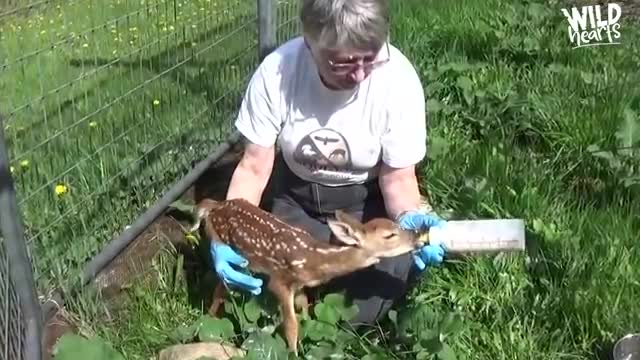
[561,3,622,48]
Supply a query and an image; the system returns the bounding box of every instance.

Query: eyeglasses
[325,42,391,75]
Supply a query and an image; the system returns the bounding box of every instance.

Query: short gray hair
[300,0,389,51]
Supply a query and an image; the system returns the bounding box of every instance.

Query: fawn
[189,197,426,354]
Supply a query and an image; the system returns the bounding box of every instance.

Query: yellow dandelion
[55,184,68,196]
[153,99,160,106]
[89,121,98,127]
[82,43,88,48]
[10,166,15,174]
[20,159,29,168]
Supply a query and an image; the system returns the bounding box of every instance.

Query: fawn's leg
[268,278,298,354]
[294,291,309,315]
[208,282,227,317]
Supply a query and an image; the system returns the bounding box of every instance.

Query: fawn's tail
[189,198,222,233]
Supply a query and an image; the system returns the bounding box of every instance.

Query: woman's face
[307,39,390,90]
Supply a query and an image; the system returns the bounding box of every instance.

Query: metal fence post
[0,114,43,360]
[258,0,277,61]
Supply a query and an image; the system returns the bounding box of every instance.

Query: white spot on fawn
[291,259,306,267]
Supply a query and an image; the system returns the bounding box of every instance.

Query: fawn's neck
[303,245,378,287]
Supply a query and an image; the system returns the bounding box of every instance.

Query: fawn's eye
[383,232,397,239]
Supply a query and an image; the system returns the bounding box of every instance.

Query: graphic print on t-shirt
[292,128,353,179]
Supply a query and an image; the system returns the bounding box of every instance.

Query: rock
[158,342,245,360]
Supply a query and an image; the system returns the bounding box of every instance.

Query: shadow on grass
[67,12,257,101]
[3,71,131,150]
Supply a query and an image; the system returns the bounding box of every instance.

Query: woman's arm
[378,163,423,220]
[225,140,276,206]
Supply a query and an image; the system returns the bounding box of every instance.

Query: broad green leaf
[53,334,125,360]
[427,98,444,114]
[197,316,235,342]
[321,293,358,321]
[398,303,438,336]
[441,61,473,73]
[244,297,264,323]
[338,303,359,321]
[527,2,546,19]
[322,293,346,307]
[586,144,600,152]
[302,319,337,341]
[387,309,398,326]
[305,342,344,360]
[426,82,446,96]
[242,331,289,360]
[580,71,594,84]
[168,199,195,214]
[439,313,464,335]
[169,322,199,343]
[438,343,458,360]
[314,303,341,324]
[622,175,640,188]
[419,335,443,354]
[456,76,473,92]
[463,89,475,105]
[427,135,450,160]
[363,353,389,360]
[615,108,640,148]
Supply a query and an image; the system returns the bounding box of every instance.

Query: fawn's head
[326,210,425,258]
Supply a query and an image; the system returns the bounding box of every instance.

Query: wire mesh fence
[1,0,300,357]
[1,0,300,293]
[0,245,26,360]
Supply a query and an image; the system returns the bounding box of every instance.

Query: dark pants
[268,155,415,326]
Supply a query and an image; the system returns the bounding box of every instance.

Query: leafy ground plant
[54,285,465,359]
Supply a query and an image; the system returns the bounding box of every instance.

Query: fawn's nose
[414,232,428,247]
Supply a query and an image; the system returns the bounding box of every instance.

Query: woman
[209,0,448,326]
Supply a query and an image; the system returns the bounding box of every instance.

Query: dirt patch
[42,307,78,360]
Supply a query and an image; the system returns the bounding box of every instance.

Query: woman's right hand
[210,240,263,295]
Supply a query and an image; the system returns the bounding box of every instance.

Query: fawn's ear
[327,219,363,247]
[334,209,365,229]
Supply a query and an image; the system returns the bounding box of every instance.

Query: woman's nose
[349,67,366,82]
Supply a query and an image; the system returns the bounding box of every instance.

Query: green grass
[4,0,640,358]
[0,0,299,291]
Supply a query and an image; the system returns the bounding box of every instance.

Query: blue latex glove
[396,210,447,271]
[210,241,263,295]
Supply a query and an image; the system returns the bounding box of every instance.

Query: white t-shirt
[234,36,426,187]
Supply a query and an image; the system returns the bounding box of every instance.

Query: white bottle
[426,219,526,254]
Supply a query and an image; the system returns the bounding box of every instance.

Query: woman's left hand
[396,210,447,271]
